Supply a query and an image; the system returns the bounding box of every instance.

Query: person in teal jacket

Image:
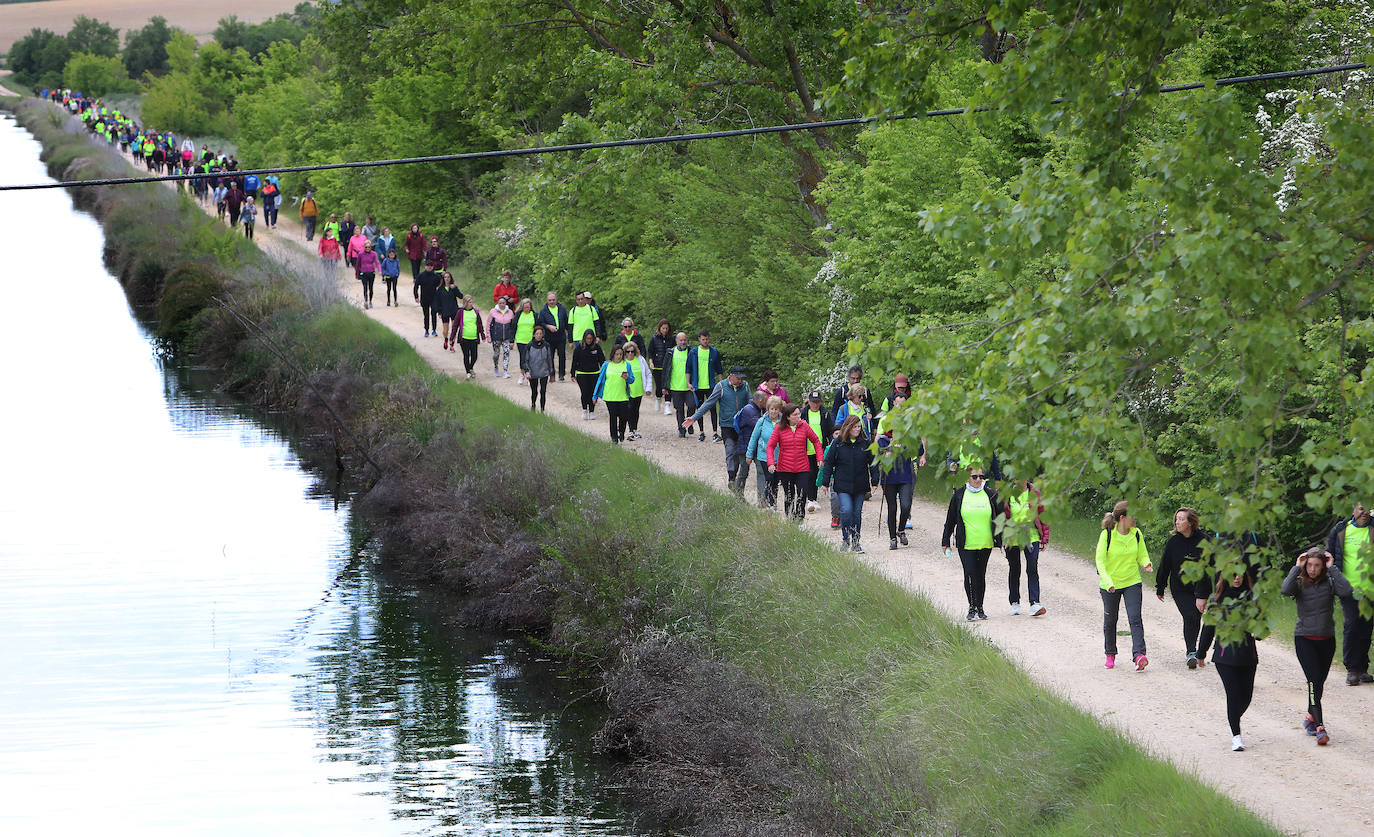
[745,396,783,509]
[1095,500,1154,671]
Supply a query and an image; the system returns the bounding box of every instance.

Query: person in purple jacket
[354,240,380,309]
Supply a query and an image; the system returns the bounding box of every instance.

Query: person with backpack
[569,293,601,351]
[572,329,606,420]
[1282,546,1352,747]
[821,415,874,553]
[1095,501,1154,671]
[1205,568,1261,751]
[240,196,257,239]
[592,344,635,444]
[1157,507,1207,668]
[942,465,1001,621]
[684,366,752,492]
[1325,500,1373,686]
[746,396,783,510]
[259,177,280,228]
[1004,475,1050,617]
[523,325,554,411]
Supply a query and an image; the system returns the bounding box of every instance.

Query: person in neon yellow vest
[1326,501,1373,685]
[592,345,636,444]
[454,295,488,378]
[621,341,653,441]
[684,330,723,442]
[665,332,694,438]
[941,465,1002,622]
[513,298,538,386]
[569,292,601,349]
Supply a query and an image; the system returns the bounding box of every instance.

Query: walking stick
[876,487,885,538]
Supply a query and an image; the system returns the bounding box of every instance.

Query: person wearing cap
[799,391,834,513]
[685,331,724,442]
[684,366,751,494]
[569,292,601,350]
[536,292,571,381]
[880,372,912,413]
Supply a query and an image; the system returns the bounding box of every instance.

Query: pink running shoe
[1134,654,1149,671]
[1104,654,1116,669]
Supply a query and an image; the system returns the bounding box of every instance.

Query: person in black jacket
[571,329,605,419]
[435,273,462,351]
[648,319,675,415]
[1205,569,1260,752]
[831,364,877,418]
[821,415,875,553]
[1282,547,1352,745]
[799,392,834,511]
[535,291,571,381]
[1156,507,1207,669]
[413,261,443,338]
[941,465,1002,621]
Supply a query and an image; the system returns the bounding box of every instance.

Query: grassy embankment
[6,97,1281,836]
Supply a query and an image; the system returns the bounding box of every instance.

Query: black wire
[1,62,1365,193]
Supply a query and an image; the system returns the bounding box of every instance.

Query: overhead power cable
[0,62,1365,193]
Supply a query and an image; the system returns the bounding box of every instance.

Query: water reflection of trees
[292,563,641,833]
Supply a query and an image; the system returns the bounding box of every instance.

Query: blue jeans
[837,492,864,543]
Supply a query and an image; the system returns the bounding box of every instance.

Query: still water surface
[0,114,642,834]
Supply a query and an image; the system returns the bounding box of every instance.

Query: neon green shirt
[1346,522,1372,594]
[669,348,690,391]
[515,312,536,345]
[1095,526,1151,590]
[960,489,994,550]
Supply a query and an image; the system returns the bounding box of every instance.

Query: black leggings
[628,395,643,432]
[460,338,479,373]
[409,258,423,283]
[577,374,598,411]
[958,547,991,609]
[607,400,629,441]
[529,376,548,410]
[359,272,375,304]
[695,388,717,431]
[1295,635,1336,725]
[883,482,913,538]
[421,302,437,333]
[1171,587,1203,655]
[776,471,806,519]
[383,275,398,303]
[1215,662,1256,736]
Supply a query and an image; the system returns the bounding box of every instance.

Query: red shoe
[442,340,449,350]
[830,517,840,529]
[1134,654,1149,671]
[1316,726,1330,746]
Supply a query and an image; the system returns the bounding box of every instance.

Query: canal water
[0,114,644,834]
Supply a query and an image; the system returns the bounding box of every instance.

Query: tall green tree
[123,16,176,78]
[65,15,120,58]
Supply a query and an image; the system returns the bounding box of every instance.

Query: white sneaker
[518,378,526,386]
[664,405,672,415]
[1010,603,1021,616]
[503,371,511,378]
[805,501,817,513]
[1231,735,1245,752]
[1029,602,1046,616]
[581,409,588,420]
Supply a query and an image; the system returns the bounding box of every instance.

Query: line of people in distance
[942,484,1371,753]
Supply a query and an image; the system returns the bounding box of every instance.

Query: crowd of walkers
[53,91,1374,757]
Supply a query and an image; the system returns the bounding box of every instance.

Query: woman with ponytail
[1095,501,1154,671]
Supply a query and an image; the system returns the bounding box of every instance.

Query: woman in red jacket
[493,269,519,308]
[767,403,823,521]
[403,224,427,283]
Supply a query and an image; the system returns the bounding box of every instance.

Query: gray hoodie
[1282,563,1353,637]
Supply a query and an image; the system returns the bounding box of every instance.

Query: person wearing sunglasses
[941,464,1001,621]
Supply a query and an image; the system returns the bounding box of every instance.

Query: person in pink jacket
[757,369,789,404]
[346,231,368,275]
[766,403,823,521]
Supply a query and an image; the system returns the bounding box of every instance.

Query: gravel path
[125,148,1374,837]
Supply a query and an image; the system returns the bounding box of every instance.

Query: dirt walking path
[111,138,1374,837]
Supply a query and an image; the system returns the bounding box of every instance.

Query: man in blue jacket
[684,330,723,442]
[732,392,767,501]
